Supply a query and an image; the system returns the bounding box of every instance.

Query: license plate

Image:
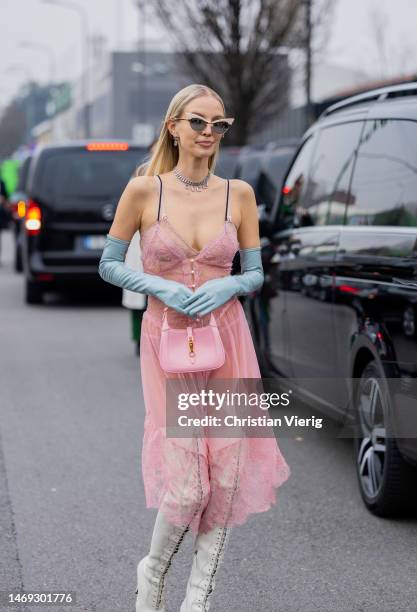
[82,235,107,250]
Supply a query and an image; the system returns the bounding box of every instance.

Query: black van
[22,141,147,303]
[251,83,417,517]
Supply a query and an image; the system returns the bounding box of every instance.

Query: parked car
[22,141,147,303]
[249,82,417,517]
[215,146,243,179]
[255,140,299,235]
[9,154,32,272]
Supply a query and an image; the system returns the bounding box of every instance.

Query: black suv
[250,83,417,517]
[22,141,147,303]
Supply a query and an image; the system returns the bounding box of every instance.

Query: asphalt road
[1,227,417,612]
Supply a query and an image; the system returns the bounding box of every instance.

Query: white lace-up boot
[180,526,232,611]
[135,510,191,611]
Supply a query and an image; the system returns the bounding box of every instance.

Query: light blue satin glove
[98,234,195,316]
[183,247,264,317]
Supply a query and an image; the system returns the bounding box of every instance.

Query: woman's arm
[98,177,195,316]
[235,179,261,250]
[106,176,149,241]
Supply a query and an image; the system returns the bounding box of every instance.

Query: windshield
[36,148,147,202]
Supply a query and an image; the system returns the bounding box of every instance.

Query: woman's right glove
[98,233,195,316]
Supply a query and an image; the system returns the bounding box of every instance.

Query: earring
[173,135,179,147]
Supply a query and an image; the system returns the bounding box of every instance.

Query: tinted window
[276,136,315,229]
[216,148,242,179]
[17,157,32,191]
[305,122,363,225]
[347,119,417,226]
[234,152,265,199]
[257,149,295,213]
[35,149,146,203]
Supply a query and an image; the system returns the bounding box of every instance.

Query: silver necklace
[173,167,211,191]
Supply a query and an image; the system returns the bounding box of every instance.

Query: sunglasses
[174,112,235,135]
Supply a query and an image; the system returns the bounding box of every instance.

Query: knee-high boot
[180,526,232,612]
[135,510,191,611]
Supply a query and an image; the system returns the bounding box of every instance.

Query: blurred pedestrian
[0,178,11,264]
[122,139,158,355]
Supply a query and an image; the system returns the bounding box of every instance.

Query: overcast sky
[1,0,417,110]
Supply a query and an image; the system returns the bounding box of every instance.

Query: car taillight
[17,200,26,218]
[282,185,291,195]
[25,199,42,235]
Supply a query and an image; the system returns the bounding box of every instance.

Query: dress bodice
[140,175,239,328]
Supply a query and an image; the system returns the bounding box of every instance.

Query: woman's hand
[182,276,238,317]
[155,278,196,315]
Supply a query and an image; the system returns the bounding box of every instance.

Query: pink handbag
[158,306,225,373]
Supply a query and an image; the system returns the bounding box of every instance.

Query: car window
[17,157,32,191]
[347,119,417,227]
[257,172,276,212]
[215,148,242,179]
[304,121,364,226]
[275,136,315,230]
[257,149,295,213]
[35,149,146,203]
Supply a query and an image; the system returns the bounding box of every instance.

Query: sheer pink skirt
[139,298,291,535]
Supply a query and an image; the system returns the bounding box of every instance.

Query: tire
[25,279,43,304]
[15,244,23,272]
[353,360,417,517]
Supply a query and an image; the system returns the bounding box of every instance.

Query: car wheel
[15,244,23,272]
[353,360,417,517]
[25,279,43,304]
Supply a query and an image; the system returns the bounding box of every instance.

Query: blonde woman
[99,84,290,611]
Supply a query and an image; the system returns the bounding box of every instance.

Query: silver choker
[173,167,211,191]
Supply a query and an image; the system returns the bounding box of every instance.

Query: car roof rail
[320,81,417,119]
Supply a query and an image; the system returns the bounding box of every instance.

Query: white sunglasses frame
[173,112,235,134]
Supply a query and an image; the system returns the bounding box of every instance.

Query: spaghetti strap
[155,175,163,221]
[225,179,231,221]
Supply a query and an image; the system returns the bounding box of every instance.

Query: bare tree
[0,102,27,158]
[149,0,304,145]
[368,4,390,79]
[289,0,335,126]
[366,2,417,79]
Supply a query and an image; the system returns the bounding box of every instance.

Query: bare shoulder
[229,179,256,208]
[127,175,156,198]
[107,175,157,240]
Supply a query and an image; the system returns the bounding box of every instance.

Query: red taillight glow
[86,142,129,151]
[339,284,360,294]
[25,199,42,234]
[282,185,291,195]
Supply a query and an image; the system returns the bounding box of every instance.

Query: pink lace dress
[139,175,290,535]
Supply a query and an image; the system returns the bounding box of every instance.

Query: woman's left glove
[183,247,264,318]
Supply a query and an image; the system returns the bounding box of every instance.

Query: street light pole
[4,64,36,144]
[18,41,56,85]
[135,0,147,125]
[18,41,57,138]
[305,0,313,130]
[41,0,90,138]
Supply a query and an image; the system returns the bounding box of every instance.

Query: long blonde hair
[136,84,226,177]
